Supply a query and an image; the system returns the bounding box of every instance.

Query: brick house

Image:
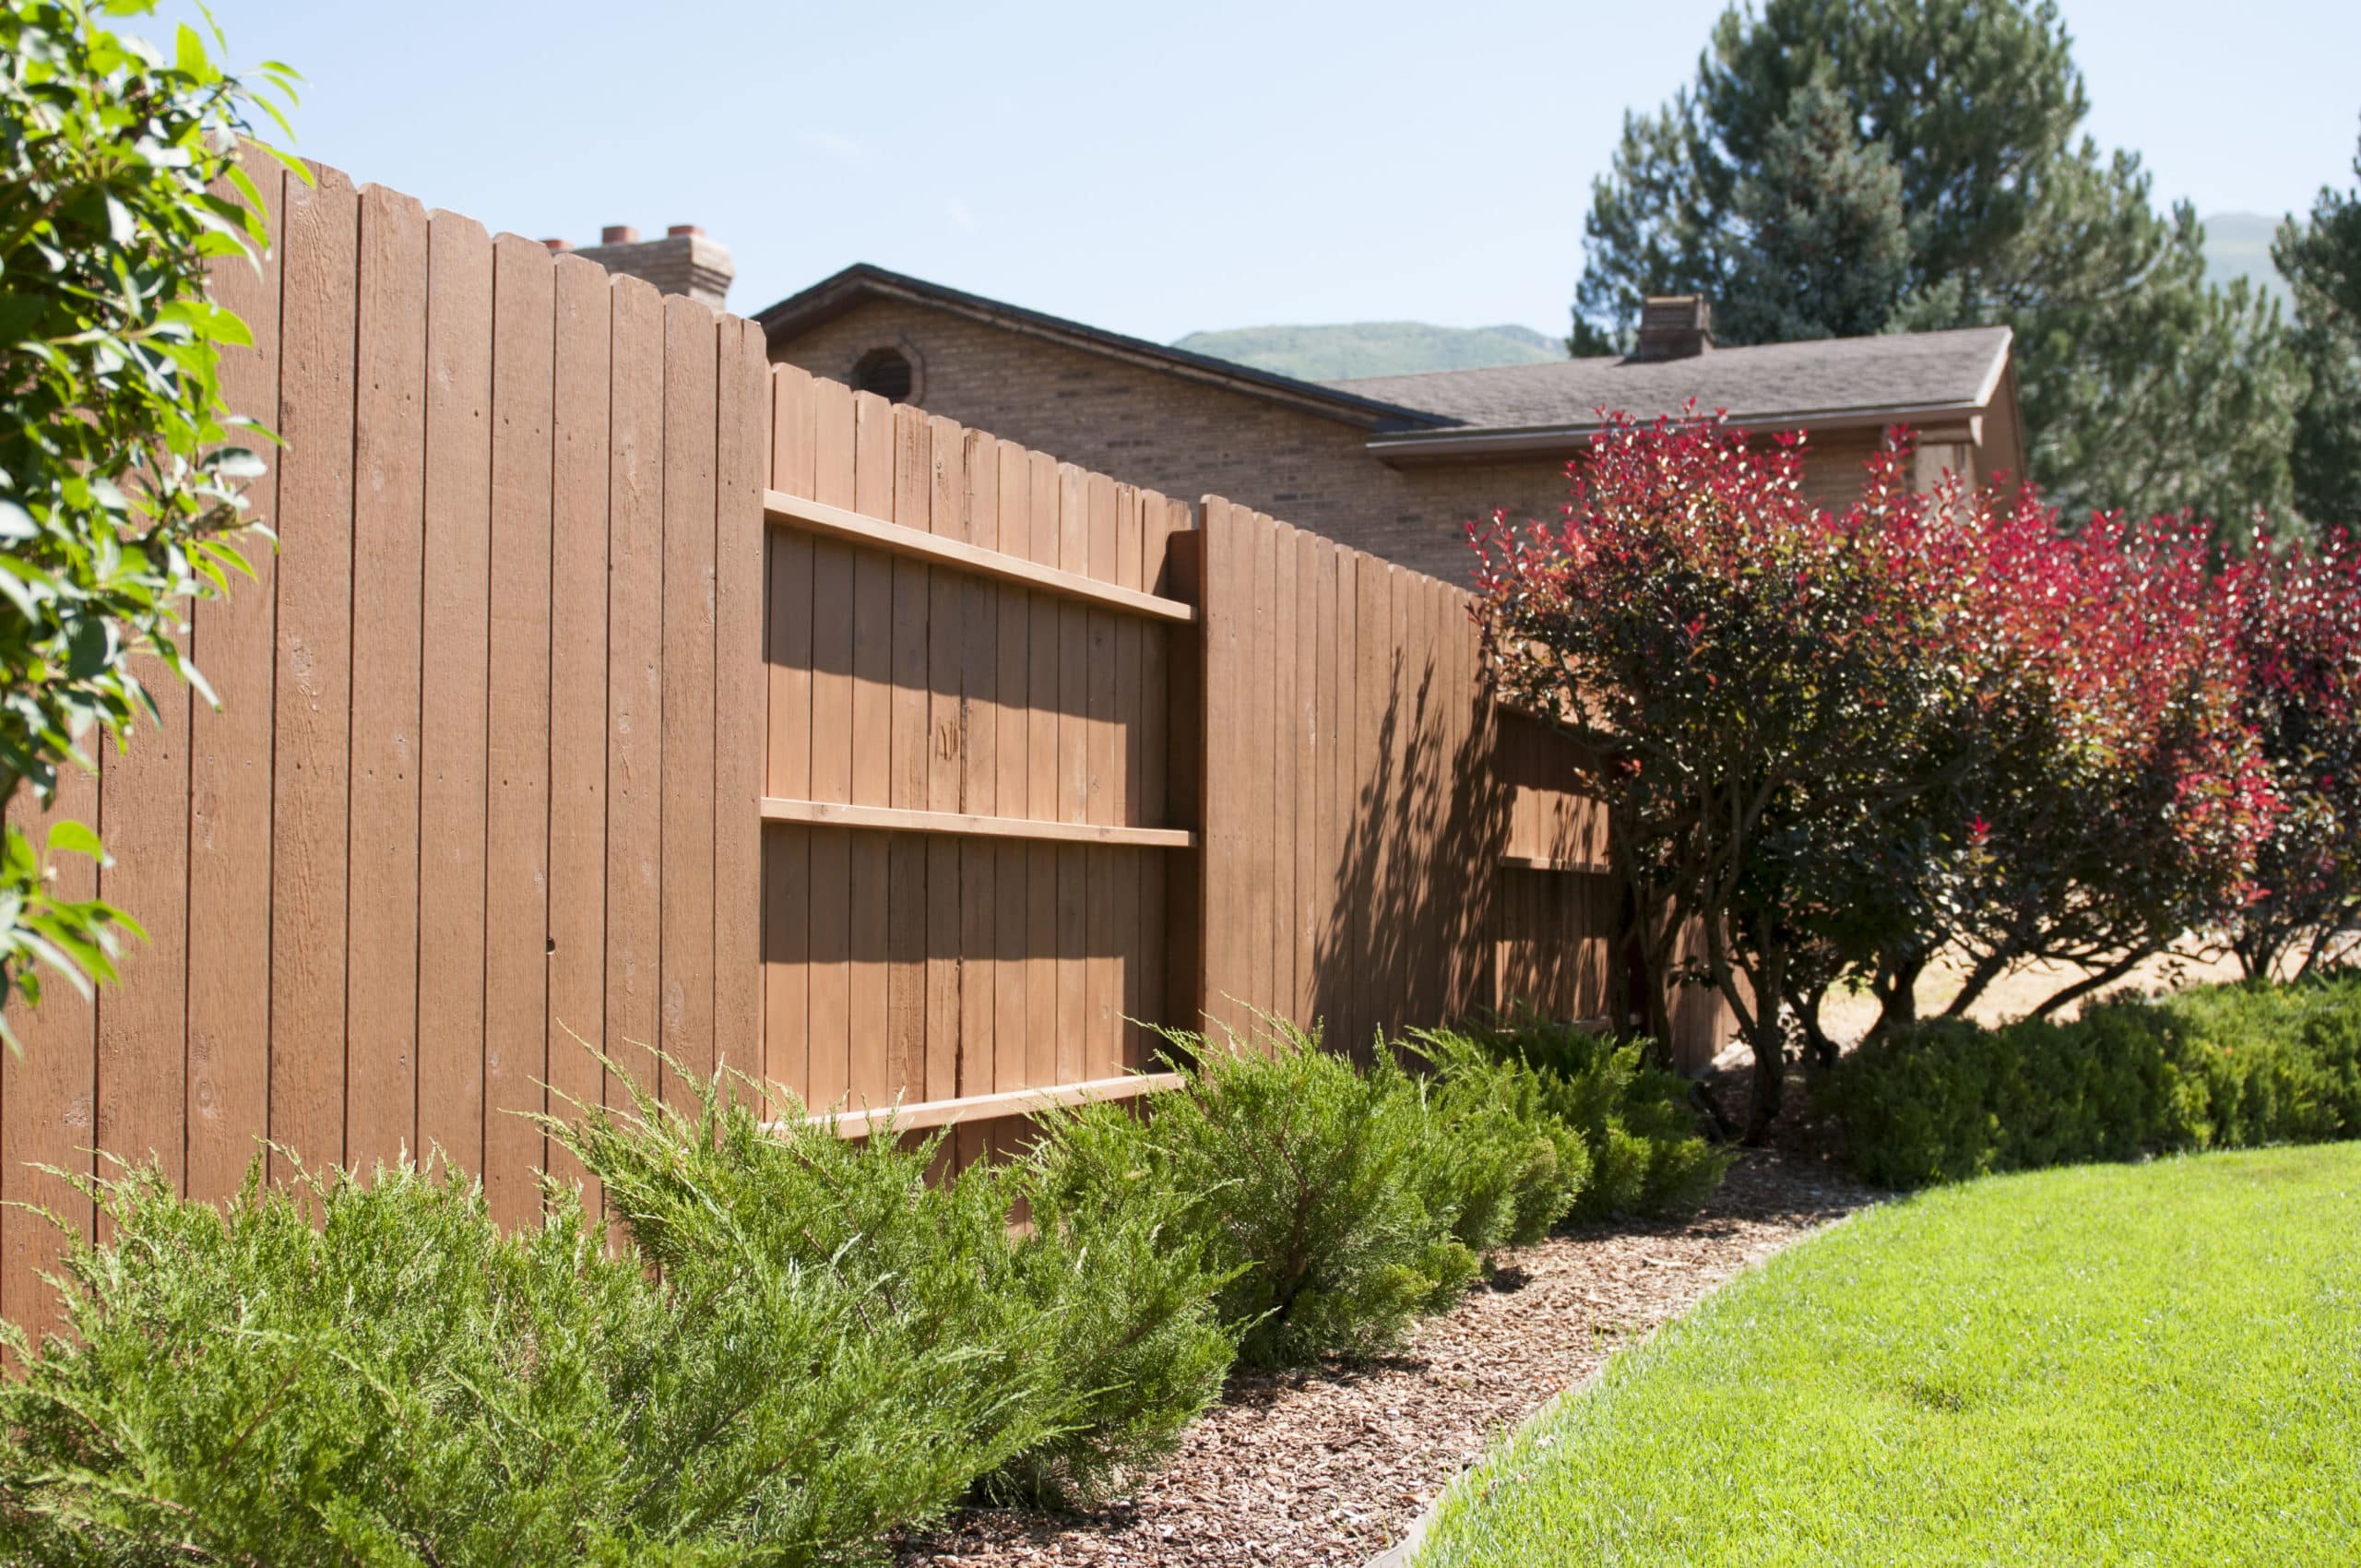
[753,267,2027,582]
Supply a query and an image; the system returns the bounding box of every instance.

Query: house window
[851,345,916,403]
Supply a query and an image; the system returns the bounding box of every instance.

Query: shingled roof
[755,266,2017,460]
[1334,326,2014,444]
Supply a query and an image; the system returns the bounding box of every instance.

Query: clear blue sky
[168,0,2361,342]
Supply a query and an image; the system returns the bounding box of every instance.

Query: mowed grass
[1416,1145,2361,1567]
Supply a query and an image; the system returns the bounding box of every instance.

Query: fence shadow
[1308,633,1512,1055]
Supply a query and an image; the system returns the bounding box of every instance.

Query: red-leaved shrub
[2225,530,2361,977]
[1475,413,2281,1134]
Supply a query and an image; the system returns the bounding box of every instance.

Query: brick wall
[1800,430,1886,511]
[772,299,1901,582]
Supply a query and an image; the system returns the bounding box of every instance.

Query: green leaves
[0,1028,1717,1555]
[0,1161,683,1565]
[546,1053,1238,1520]
[0,0,290,1047]
[1080,1019,1645,1368]
[1719,81,1910,343]
[1828,972,2361,1186]
[1416,1015,1729,1222]
[44,818,101,856]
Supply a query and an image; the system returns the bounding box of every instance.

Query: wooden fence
[756,370,1190,1150]
[1190,500,1498,1054]
[0,157,1727,1335]
[1491,712,1621,1029]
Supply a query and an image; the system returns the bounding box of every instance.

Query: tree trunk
[2296,933,2336,980]
[1743,1009,1786,1145]
[1690,1076,1739,1143]
[1740,950,1788,1144]
[2029,950,2149,1020]
[2234,932,2279,981]
[1788,980,1837,1069]
[1625,888,1680,1069]
[1641,976,1677,1069]
[1941,950,2011,1020]
[1869,951,1926,1039]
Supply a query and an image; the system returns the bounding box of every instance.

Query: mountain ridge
[1177,217,2292,381]
[1170,321,1563,381]
[2199,211,2294,310]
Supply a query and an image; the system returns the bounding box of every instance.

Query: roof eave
[1363,398,1994,465]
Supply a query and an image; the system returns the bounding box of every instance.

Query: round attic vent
[851,345,917,404]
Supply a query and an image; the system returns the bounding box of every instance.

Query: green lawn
[1415,1145,2361,1567]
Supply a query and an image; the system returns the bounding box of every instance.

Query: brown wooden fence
[2,152,770,1333]
[756,370,1190,1148]
[1190,500,1498,1054]
[1491,711,1621,1028]
[0,157,1727,1335]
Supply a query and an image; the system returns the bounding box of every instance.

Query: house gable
[756,265,1446,433]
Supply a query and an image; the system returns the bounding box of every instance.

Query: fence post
[1187,499,1253,1044]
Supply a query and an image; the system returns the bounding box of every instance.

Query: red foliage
[1472,412,1972,1127]
[2222,530,2361,974]
[1933,494,2275,1016]
[1473,411,2283,1123]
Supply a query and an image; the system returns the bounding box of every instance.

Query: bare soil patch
[1814,944,2254,1042]
[893,1143,1869,1568]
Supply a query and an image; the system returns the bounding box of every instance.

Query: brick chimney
[1631,295,1714,362]
[570,222,735,309]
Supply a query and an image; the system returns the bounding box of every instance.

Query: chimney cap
[542,237,574,253]
[600,224,639,245]
[1631,294,1714,361]
[666,223,704,238]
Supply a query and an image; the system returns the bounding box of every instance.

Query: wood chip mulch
[894,1128,1872,1568]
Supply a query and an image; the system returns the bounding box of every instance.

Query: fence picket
[886,405,930,1104]
[848,395,894,1106]
[546,254,611,1201]
[603,274,666,1108]
[805,379,856,1112]
[955,430,999,1111]
[715,318,768,1086]
[4,767,99,1337]
[418,209,494,1174]
[185,144,282,1208]
[483,233,556,1224]
[267,160,359,1181]
[344,184,427,1176]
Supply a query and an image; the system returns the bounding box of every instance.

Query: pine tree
[2277,124,2361,528]
[1719,81,1911,343]
[1575,0,2083,337]
[1574,0,2301,529]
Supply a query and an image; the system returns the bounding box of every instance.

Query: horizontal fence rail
[791,1070,1185,1140]
[765,490,1197,623]
[1499,852,1614,874]
[759,797,1197,849]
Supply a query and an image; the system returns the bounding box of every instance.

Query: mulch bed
[895,1070,1870,1568]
